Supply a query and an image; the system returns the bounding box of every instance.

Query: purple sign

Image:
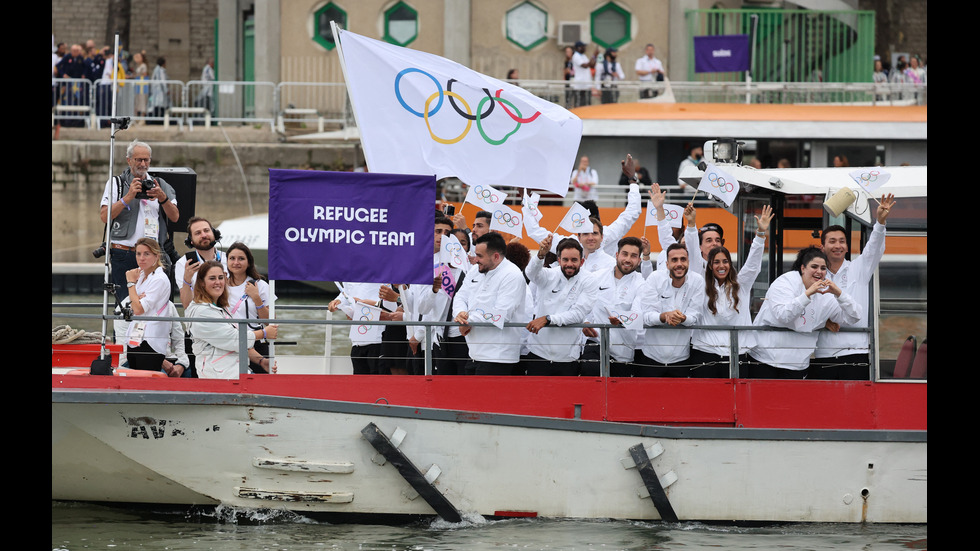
[268,169,436,284]
[694,35,751,73]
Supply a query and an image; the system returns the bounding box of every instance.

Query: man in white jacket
[810,193,897,380]
[452,232,528,375]
[635,243,706,376]
[523,235,598,376]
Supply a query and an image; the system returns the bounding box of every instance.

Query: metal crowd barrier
[53,77,927,133]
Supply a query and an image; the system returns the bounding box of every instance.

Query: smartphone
[185,251,198,264]
[443,204,455,216]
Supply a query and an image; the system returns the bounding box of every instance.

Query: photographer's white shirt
[100,178,177,247]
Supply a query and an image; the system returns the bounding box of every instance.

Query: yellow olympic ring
[424,91,472,145]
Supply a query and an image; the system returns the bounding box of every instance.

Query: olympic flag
[464,182,506,210]
[334,27,582,198]
[489,204,523,237]
[696,163,740,208]
[557,202,593,234]
[848,168,890,194]
[645,201,684,228]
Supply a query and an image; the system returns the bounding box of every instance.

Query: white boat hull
[52,391,926,523]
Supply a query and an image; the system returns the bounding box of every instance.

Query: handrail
[53,306,877,380]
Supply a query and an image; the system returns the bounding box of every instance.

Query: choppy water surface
[52,502,926,551]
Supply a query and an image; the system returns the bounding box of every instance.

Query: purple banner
[268,169,436,284]
[694,35,751,73]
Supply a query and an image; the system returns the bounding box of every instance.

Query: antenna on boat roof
[93,31,126,375]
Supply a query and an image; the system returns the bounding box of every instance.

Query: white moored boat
[52,149,927,524]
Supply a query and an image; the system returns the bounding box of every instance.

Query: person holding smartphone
[175,216,227,310]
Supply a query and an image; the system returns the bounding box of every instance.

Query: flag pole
[331,21,371,170]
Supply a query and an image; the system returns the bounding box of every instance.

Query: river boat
[52,149,927,524]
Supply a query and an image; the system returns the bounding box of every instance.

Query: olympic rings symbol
[617,313,638,323]
[444,243,462,254]
[570,212,587,228]
[471,308,501,323]
[666,210,680,220]
[357,305,374,335]
[473,185,501,204]
[394,68,541,146]
[707,172,736,193]
[856,170,880,183]
[494,209,521,228]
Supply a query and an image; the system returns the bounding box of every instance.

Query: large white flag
[848,168,890,194]
[696,163,740,207]
[335,27,582,197]
[557,202,593,234]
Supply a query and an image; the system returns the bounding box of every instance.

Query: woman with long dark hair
[225,242,276,373]
[690,205,772,377]
[747,246,861,379]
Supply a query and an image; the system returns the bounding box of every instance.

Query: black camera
[134,176,156,199]
[92,245,107,258]
[443,204,455,216]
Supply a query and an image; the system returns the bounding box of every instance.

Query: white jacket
[635,269,706,364]
[750,271,862,370]
[452,259,528,364]
[524,256,598,362]
[186,301,256,379]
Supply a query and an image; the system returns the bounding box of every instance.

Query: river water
[51,501,926,550]
[52,293,926,548]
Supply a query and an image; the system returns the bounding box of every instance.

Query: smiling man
[810,193,897,380]
[634,243,706,376]
[523,235,598,376]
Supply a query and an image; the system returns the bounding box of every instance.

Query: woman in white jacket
[747,246,862,379]
[186,261,279,379]
[690,205,773,378]
[123,238,173,372]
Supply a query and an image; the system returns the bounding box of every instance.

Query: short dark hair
[820,225,847,245]
[474,231,506,255]
[434,215,453,228]
[556,237,583,257]
[580,200,600,222]
[505,242,531,270]
[475,210,492,222]
[618,236,642,252]
[666,242,687,258]
[698,223,724,243]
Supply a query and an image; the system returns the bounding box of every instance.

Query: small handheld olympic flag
[468,307,505,329]
[557,202,592,234]
[645,201,684,228]
[696,163,740,208]
[464,183,507,211]
[352,302,385,341]
[848,168,890,194]
[489,204,523,237]
[439,232,467,270]
[607,307,644,332]
[522,189,543,223]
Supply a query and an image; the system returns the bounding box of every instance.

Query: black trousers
[578,342,633,377]
[687,349,749,378]
[523,352,579,376]
[126,341,164,372]
[633,351,698,377]
[434,335,469,375]
[464,360,516,376]
[351,343,384,374]
[809,353,871,380]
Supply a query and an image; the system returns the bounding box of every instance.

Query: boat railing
[53,302,917,382]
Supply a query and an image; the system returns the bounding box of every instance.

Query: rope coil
[52,325,105,345]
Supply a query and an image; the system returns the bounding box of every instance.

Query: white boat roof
[680,164,926,224]
[215,213,267,249]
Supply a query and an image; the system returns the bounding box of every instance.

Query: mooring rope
[52,325,105,345]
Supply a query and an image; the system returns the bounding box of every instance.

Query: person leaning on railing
[185,260,279,378]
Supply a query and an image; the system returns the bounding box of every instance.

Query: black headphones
[184,224,222,249]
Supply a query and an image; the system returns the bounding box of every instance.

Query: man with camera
[99,139,179,304]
